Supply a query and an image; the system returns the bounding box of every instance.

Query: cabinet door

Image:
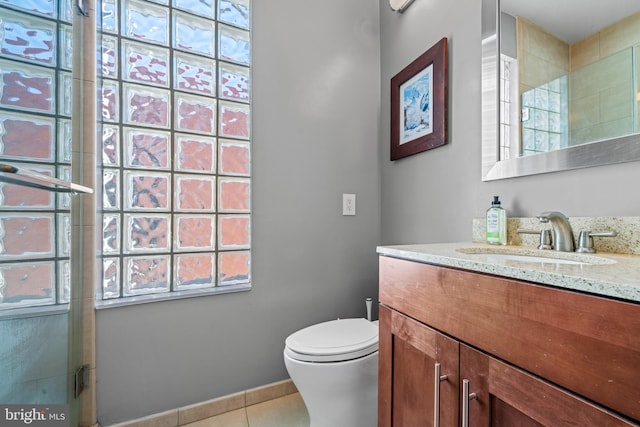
[460,344,639,427]
[379,305,459,427]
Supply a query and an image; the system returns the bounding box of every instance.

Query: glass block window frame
[499,54,517,161]
[98,0,251,302]
[0,0,74,310]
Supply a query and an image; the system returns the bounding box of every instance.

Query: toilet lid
[284,318,378,362]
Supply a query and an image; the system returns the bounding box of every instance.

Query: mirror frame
[481,0,640,181]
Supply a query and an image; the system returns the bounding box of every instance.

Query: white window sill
[95,283,251,310]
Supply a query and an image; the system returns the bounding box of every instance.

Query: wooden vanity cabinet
[378,256,640,427]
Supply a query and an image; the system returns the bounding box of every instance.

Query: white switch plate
[343,194,356,216]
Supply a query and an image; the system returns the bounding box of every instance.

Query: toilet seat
[284,318,378,362]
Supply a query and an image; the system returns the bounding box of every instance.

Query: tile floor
[183,393,309,427]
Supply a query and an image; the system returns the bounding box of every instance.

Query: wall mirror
[481,0,640,180]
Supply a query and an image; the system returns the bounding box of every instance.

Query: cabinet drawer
[379,256,640,422]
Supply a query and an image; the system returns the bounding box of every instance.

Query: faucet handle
[576,230,617,253]
[517,228,553,250]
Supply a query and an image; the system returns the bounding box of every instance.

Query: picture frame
[390,37,448,160]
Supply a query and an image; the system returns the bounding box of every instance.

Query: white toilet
[283,317,378,427]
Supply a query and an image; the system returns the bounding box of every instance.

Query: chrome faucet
[536,211,575,252]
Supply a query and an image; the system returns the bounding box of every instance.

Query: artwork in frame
[390,37,448,160]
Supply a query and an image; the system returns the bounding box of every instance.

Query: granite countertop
[377,242,640,303]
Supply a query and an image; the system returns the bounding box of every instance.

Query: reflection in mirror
[481,0,640,180]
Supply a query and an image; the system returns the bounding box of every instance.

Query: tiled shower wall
[515,12,640,149]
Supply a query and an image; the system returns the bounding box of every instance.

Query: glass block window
[521,75,569,157]
[98,0,251,301]
[0,0,74,310]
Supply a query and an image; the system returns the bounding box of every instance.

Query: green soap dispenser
[486,196,507,245]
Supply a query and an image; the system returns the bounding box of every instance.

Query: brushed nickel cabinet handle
[434,363,448,427]
[462,379,477,427]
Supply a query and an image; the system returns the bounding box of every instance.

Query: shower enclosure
[0,0,94,424]
[497,9,640,162]
[519,46,637,156]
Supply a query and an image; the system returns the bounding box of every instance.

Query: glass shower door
[0,0,85,422]
[0,312,70,404]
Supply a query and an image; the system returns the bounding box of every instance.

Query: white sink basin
[455,247,616,266]
[470,253,585,265]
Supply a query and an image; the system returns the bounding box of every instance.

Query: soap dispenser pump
[486,196,507,245]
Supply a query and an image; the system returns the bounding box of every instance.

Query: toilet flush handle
[365,298,373,321]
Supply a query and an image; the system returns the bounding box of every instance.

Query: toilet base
[284,351,378,427]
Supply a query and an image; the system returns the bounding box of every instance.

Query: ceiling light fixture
[389,0,416,13]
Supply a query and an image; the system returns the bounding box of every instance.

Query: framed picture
[390,37,448,160]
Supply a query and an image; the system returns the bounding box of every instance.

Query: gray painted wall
[95,0,381,424]
[380,0,640,247]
